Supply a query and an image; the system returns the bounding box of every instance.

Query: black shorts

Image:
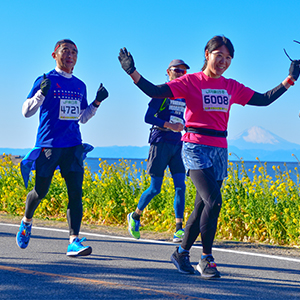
[35,145,84,178]
[146,142,185,177]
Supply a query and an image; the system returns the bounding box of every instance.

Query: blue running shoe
[173,229,184,243]
[127,212,140,239]
[66,237,92,257]
[16,220,32,249]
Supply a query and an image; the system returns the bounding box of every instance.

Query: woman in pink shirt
[118,35,300,279]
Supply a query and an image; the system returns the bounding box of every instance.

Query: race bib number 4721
[59,99,80,120]
[202,89,230,112]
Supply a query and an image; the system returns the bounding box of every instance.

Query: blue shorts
[182,142,228,181]
[147,142,185,177]
[35,145,85,178]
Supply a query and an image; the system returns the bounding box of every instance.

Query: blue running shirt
[27,69,88,148]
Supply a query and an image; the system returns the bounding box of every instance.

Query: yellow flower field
[1,154,300,246]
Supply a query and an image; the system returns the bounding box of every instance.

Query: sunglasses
[169,68,187,74]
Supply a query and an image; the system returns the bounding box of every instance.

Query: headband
[54,39,77,52]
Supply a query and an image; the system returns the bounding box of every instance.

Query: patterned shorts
[182,142,228,181]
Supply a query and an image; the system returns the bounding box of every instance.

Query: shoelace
[21,229,29,237]
[72,237,87,245]
[21,224,31,237]
[134,220,140,230]
[207,261,217,268]
[182,253,192,267]
[206,256,217,268]
[79,237,87,243]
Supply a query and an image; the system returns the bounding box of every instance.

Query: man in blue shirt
[16,39,109,257]
[127,59,189,242]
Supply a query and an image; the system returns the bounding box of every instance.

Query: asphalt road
[1,222,300,300]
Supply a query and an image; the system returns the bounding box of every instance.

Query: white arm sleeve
[22,90,45,118]
[79,103,98,124]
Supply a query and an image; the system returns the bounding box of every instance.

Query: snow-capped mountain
[229,126,300,151]
[228,126,300,161]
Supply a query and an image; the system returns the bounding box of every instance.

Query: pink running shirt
[167,71,255,148]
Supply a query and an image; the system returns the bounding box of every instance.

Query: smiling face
[203,45,232,78]
[52,42,78,73]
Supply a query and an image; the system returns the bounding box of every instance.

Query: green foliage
[219,159,300,245]
[1,154,300,246]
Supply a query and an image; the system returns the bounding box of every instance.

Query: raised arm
[118,47,174,98]
[80,83,109,123]
[22,74,51,117]
[247,60,300,106]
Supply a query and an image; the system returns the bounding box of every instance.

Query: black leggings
[181,167,222,254]
[25,171,83,236]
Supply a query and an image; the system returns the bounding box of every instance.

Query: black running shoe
[197,255,221,279]
[170,247,195,274]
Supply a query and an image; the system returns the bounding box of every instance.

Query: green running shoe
[173,229,184,243]
[127,212,140,239]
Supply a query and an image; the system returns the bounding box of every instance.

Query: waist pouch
[185,127,227,138]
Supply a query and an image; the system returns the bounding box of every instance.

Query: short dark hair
[201,35,234,71]
[54,39,77,52]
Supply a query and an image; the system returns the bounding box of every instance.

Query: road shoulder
[1,212,299,258]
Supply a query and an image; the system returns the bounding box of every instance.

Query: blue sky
[1,0,300,149]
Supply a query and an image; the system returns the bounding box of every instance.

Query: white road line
[2,222,300,263]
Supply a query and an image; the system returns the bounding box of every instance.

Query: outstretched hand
[40,74,51,96]
[95,84,109,103]
[289,60,300,81]
[118,47,136,75]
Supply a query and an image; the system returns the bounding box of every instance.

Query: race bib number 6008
[59,99,80,120]
[202,89,230,112]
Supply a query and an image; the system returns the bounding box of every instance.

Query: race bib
[202,89,230,112]
[170,115,184,125]
[59,99,81,120]
[169,99,186,113]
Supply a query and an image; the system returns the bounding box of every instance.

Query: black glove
[40,74,51,96]
[118,47,136,75]
[289,60,300,81]
[95,84,109,103]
